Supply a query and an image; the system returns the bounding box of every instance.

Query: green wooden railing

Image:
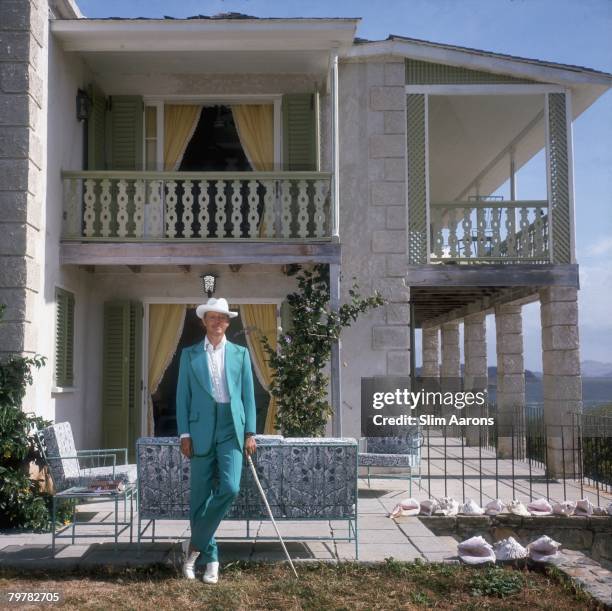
[62,171,333,242]
[429,199,550,263]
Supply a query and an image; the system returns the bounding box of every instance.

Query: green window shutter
[55,288,75,387]
[108,95,144,170]
[102,301,142,461]
[87,84,107,170]
[128,302,143,462]
[282,93,317,171]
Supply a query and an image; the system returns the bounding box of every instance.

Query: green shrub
[260,265,384,437]
[0,304,54,530]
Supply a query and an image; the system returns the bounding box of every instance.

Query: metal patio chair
[358,428,424,496]
[36,421,137,493]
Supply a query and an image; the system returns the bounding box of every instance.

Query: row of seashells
[389,496,612,518]
[458,535,561,564]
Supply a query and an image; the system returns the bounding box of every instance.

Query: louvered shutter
[87,84,107,170]
[282,93,317,171]
[102,301,142,461]
[128,302,143,462]
[55,288,75,388]
[108,96,144,170]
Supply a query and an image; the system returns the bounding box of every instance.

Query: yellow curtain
[147,304,187,435]
[240,304,278,434]
[164,105,202,171]
[231,105,274,172]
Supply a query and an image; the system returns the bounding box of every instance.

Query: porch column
[464,312,488,446]
[440,322,460,378]
[495,304,525,459]
[421,326,440,378]
[330,263,342,436]
[540,287,582,478]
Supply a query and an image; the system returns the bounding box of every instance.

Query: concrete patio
[2,454,611,606]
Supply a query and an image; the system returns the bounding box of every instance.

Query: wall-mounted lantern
[200,274,217,298]
[76,89,90,121]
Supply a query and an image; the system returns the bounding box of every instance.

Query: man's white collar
[204,335,226,352]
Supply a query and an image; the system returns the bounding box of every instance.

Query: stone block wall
[338,58,410,437]
[0,0,47,356]
[421,514,612,569]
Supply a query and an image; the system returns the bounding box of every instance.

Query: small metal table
[51,484,136,556]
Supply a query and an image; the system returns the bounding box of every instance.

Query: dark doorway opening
[152,307,269,437]
[175,105,265,238]
[180,105,250,172]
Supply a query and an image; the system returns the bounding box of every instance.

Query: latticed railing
[429,200,550,263]
[62,171,332,241]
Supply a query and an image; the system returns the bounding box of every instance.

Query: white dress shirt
[180,335,230,439]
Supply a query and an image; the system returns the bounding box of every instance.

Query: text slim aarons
[371,388,494,427]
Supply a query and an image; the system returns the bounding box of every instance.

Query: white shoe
[202,561,219,584]
[182,551,200,580]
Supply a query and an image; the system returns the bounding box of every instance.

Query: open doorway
[174,105,266,238]
[180,105,250,172]
[151,306,269,437]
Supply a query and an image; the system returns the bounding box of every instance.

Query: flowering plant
[260,265,384,437]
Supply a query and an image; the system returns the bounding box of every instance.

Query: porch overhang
[60,240,341,267]
[344,37,612,120]
[51,18,358,78]
[408,263,579,327]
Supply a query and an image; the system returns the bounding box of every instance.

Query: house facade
[1,1,610,472]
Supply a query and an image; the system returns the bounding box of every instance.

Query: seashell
[434,497,460,516]
[575,498,594,516]
[460,498,485,515]
[592,506,607,516]
[420,499,439,516]
[389,497,420,518]
[485,499,507,516]
[527,535,561,562]
[528,498,553,516]
[507,500,530,517]
[494,537,528,561]
[552,500,576,516]
[457,535,496,565]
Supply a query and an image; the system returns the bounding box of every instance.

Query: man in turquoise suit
[176,297,257,584]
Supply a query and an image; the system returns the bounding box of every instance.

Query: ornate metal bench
[136,435,359,558]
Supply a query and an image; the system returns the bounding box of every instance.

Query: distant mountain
[581,360,612,378]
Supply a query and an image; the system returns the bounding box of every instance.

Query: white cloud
[579,263,612,332]
[585,237,612,257]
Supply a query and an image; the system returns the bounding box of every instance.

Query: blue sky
[77,0,612,370]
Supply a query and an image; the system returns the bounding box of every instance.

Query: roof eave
[342,39,612,88]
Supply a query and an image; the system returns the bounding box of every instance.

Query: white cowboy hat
[196,297,238,320]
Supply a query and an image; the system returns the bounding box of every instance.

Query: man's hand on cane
[180,437,193,458]
[244,435,257,456]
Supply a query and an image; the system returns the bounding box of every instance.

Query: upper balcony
[406,88,576,267]
[53,16,357,267]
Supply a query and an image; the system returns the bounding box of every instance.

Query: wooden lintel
[406,264,579,288]
[128,265,141,273]
[61,241,341,266]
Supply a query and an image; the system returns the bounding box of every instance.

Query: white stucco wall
[29,27,94,448]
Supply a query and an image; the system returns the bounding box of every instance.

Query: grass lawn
[0,560,599,610]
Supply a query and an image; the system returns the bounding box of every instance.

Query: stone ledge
[420,514,612,568]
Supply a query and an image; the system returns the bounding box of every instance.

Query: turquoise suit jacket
[176,340,256,455]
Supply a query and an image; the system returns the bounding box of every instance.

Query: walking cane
[246,454,298,579]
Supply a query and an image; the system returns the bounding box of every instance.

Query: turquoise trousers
[190,401,242,563]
